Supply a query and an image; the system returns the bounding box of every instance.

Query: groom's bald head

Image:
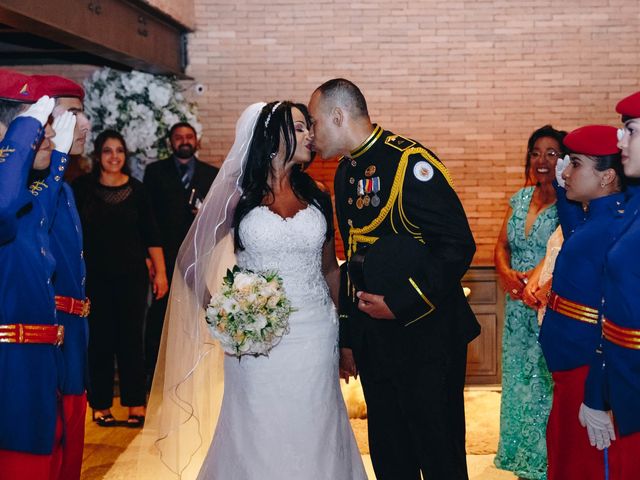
[312,78,369,120]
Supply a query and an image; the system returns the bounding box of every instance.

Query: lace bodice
[236,205,330,305]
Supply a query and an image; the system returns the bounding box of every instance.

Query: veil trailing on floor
[107,103,267,480]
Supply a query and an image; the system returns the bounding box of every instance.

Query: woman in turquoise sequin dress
[494,126,567,480]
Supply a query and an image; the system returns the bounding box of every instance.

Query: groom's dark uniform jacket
[335,125,480,363]
[334,125,479,480]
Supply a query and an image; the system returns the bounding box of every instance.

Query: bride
[135,101,366,480]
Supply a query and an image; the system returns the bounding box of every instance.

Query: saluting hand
[51,111,77,154]
[17,95,55,126]
[356,291,396,319]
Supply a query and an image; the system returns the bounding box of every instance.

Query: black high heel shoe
[92,409,117,427]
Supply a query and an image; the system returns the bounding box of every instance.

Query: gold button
[351,160,357,167]
[347,219,353,226]
[348,198,353,205]
[349,177,355,184]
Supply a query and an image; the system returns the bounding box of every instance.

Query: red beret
[31,75,84,101]
[616,91,640,119]
[563,125,620,157]
[0,68,39,103]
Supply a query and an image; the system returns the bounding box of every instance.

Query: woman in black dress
[73,130,168,427]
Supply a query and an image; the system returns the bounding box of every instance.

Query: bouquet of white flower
[205,266,294,357]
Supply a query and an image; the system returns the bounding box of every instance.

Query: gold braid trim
[29,180,48,196]
[347,144,412,260]
[347,147,455,257]
[397,148,456,240]
[419,148,455,189]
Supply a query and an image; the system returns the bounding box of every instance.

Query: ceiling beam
[0,0,189,77]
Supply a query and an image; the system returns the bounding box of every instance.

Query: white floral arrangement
[83,67,202,177]
[206,266,294,357]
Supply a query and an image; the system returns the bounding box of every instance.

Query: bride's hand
[339,348,357,383]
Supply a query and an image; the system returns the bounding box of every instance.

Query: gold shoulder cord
[348,147,452,324]
[347,146,412,260]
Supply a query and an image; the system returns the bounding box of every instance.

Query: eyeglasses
[529,150,561,161]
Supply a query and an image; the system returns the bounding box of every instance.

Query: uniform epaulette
[384,135,416,152]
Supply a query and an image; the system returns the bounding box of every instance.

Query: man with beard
[143,122,218,382]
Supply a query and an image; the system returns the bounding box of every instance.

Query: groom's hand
[339,348,357,383]
[356,291,396,319]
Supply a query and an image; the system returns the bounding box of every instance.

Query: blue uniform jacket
[0,117,65,454]
[600,185,640,435]
[50,183,88,395]
[539,191,625,374]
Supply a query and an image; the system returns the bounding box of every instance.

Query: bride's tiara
[264,101,283,130]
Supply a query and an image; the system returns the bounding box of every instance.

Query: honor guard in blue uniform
[309,79,479,480]
[0,71,67,478]
[537,125,629,479]
[31,75,90,480]
[580,91,640,476]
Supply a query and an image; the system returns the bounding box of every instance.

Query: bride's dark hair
[232,101,333,251]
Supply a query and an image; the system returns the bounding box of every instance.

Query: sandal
[92,411,117,427]
[126,415,145,428]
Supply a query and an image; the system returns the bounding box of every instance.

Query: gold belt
[603,317,640,350]
[547,291,599,325]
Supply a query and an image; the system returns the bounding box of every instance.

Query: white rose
[253,314,268,331]
[233,272,255,293]
[267,295,281,308]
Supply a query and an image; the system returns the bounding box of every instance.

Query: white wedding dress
[197,205,367,480]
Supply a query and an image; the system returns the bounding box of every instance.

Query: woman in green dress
[494,125,567,480]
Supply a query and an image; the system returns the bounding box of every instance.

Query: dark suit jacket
[143,156,218,275]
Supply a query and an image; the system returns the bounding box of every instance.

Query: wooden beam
[0,0,189,76]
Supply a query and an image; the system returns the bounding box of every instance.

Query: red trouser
[547,365,640,480]
[59,393,87,480]
[0,411,63,480]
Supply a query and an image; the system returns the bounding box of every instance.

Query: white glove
[578,403,616,450]
[16,96,54,126]
[51,111,77,154]
[555,154,570,188]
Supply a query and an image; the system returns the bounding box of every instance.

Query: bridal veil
[109,102,266,479]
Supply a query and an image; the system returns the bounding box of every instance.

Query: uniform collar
[347,124,383,160]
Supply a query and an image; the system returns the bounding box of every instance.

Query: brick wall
[186,0,640,263]
[18,0,640,263]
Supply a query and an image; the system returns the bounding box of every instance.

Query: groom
[308,79,480,480]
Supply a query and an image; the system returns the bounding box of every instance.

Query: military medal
[370,177,381,207]
[356,179,365,209]
[363,178,372,206]
[364,165,376,177]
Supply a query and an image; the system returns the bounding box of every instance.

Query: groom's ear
[331,106,344,127]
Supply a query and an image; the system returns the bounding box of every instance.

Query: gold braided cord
[347,143,411,259]
[418,148,455,189]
